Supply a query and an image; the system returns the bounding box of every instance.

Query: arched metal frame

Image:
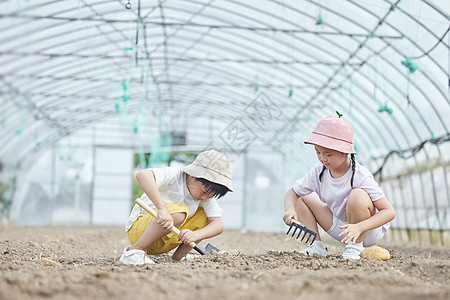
[0,0,449,236]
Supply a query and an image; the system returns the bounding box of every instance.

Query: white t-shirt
[293,162,390,232]
[125,167,223,232]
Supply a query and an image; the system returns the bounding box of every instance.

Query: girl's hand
[178,229,198,245]
[283,210,297,226]
[156,208,173,230]
[339,223,363,244]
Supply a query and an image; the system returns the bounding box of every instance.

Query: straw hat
[182,150,233,191]
[304,116,356,154]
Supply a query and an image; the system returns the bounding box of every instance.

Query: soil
[0,226,448,300]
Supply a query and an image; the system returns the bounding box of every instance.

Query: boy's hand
[178,229,198,245]
[157,208,173,230]
[283,210,297,226]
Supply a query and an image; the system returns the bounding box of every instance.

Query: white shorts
[326,215,385,246]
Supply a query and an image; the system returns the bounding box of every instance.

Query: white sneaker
[342,242,364,259]
[299,241,328,257]
[180,254,201,261]
[119,246,155,265]
[173,253,201,262]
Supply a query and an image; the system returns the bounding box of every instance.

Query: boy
[120,150,233,265]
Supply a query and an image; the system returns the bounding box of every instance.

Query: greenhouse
[1,1,450,299]
[0,0,449,245]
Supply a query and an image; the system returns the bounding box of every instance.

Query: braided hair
[318,165,327,182]
[319,153,356,188]
[350,154,355,188]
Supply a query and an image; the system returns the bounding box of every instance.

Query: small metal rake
[286,220,317,245]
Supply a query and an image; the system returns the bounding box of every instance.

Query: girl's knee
[295,192,327,213]
[294,196,308,210]
[349,188,369,197]
[347,189,373,210]
[298,192,321,205]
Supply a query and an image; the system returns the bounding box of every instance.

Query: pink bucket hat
[304,116,356,154]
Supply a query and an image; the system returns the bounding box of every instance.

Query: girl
[283,115,395,259]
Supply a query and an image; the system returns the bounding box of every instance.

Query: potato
[360,246,390,261]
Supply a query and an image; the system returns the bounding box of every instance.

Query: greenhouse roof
[0,0,449,171]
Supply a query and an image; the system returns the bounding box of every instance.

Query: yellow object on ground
[360,245,391,261]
